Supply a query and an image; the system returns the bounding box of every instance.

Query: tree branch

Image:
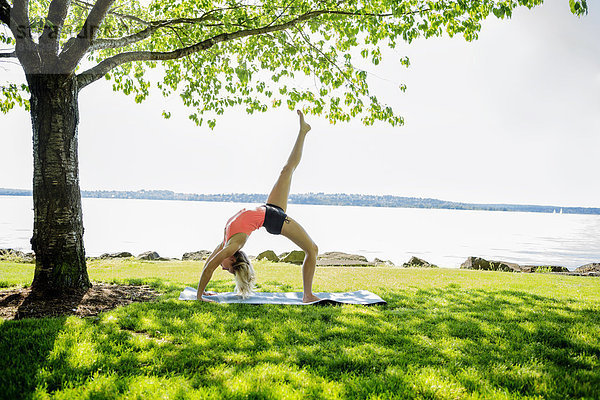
[87,14,220,52]
[0,50,17,57]
[10,0,29,30]
[86,6,251,53]
[76,12,314,88]
[88,24,157,52]
[77,7,424,89]
[40,0,72,57]
[59,0,117,72]
[72,0,150,26]
[9,0,41,72]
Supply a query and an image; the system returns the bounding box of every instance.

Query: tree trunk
[28,73,91,293]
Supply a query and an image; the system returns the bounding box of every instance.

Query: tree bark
[28,73,91,293]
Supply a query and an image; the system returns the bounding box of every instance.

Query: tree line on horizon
[2,188,598,215]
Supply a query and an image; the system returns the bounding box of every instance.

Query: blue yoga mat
[178,287,386,305]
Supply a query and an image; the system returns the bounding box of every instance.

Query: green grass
[1,260,599,400]
[0,261,35,288]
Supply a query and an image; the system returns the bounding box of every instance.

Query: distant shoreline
[2,188,599,215]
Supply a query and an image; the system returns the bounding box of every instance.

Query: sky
[1,1,599,208]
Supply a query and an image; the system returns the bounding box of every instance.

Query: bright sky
[1,2,599,207]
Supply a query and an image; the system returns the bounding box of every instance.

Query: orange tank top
[224,206,266,243]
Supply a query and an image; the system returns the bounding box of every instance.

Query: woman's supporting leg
[280,216,320,303]
[266,110,311,212]
[268,111,319,302]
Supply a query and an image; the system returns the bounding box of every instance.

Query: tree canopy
[0,0,588,126]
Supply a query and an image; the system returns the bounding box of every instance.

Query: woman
[196,110,320,303]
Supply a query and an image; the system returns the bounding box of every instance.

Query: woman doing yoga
[197,110,320,303]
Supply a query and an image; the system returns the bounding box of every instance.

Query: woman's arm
[196,241,241,301]
[204,241,224,271]
[197,241,224,297]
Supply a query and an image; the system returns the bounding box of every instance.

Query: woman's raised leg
[268,111,319,302]
[266,110,311,212]
[280,216,320,303]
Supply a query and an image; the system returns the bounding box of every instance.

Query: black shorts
[263,203,288,235]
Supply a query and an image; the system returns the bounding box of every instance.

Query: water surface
[1,196,599,268]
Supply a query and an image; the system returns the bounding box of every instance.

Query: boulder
[317,252,375,267]
[549,265,570,273]
[0,248,13,257]
[375,258,396,267]
[460,256,520,272]
[257,250,279,262]
[137,251,161,261]
[1,248,19,259]
[0,249,35,263]
[522,265,570,273]
[575,263,600,273]
[402,256,438,268]
[99,252,133,259]
[461,256,490,270]
[21,252,35,263]
[281,250,305,265]
[182,250,212,261]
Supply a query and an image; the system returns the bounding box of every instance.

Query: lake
[1,195,599,269]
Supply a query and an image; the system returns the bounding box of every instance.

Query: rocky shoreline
[2,248,599,277]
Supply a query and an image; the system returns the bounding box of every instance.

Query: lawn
[1,259,599,400]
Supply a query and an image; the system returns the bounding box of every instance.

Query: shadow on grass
[0,288,91,399]
[0,316,67,399]
[2,285,599,399]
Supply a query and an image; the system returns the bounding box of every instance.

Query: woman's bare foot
[297,110,311,134]
[303,293,321,303]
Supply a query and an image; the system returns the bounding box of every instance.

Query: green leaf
[569,0,588,16]
[2,0,578,128]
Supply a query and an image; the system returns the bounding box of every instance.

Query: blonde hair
[232,251,255,298]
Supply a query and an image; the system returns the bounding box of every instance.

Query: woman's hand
[198,297,215,303]
[199,291,218,302]
[196,291,218,302]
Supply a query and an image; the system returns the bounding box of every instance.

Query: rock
[460,256,521,272]
[571,272,600,277]
[461,256,490,270]
[317,252,375,267]
[320,252,369,263]
[0,248,20,259]
[182,250,212,261]
[402,256,438,268]
[257,250,279,262]
[99,252,133,259]
[21,252,35,263]
[375,258,396,266]
[575,263,600,273]
[493,261,521,272]
[137,251,161,261]
[0,249,35,263]
[281,250,305,265]
[522,265,570,273]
